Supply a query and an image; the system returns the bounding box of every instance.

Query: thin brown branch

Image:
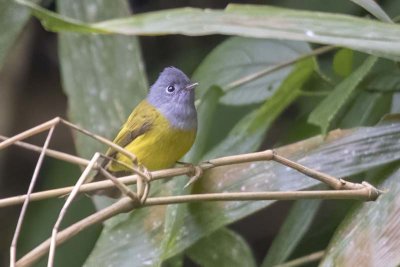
[0,150,382,208]
[10,126,55,267]
[17,197,138,267]
[0,117,60,150]
[274,250,325,267]
[16,187,370,267]
[144,188,377,205]
[59,119,138,166]
[48,153,101,267]
[98,167,139,202]
[271,152,364,190]
[224,45,336,91]
[0,167,189,208]
[194,45,335,106]
[0,117,152,194]
[0,119,382,267]
[0,135,89,167]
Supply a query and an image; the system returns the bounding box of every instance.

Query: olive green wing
[105,100,157,158]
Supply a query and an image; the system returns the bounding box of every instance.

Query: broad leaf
[340,90,393,127]
[84,121,400,267]
[261,199,322,267]
[320,165,400,266]
[58,0,148,159]
[0,0,38,69]
[16,0,400,59]
[192,38,311,105]
[204,56,316,159]
[350,0,392,23]
[187,228,256,267]
[308,56,377,134]
[186,86,223,163]
[366,71,400,92]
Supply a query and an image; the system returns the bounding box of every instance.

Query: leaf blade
[0,0,38,69]
[204,55,316,159]
[187,228,257,267]
[192,38,312,105]
[58,0,148,159]
[16,1,400,59]
[320,165,400,266]
[261,199,322,267]
[308,56,378,134]
[350,0,392,23]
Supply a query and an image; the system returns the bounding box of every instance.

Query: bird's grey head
[147,67,198,130]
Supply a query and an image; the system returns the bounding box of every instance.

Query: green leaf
[84,121,400,267]
[15,0,107,34]
[308,56,378,134]
[320,165,400,266]
[333,48,354,77]
[261,199,322,267]
[0,0,38,69]
[163,254,184,267]
[186,86,224,163]
[350,0,392,23]
[187,228,256,267]
[204,56,316,159]
[192,38,312,105]
[16,0,400,59]
[57,0,148,159]
[288,198,355,260]
[339,90,393,128]
[366,71,400,92]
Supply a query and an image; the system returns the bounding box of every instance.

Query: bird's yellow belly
[109,114,196,172]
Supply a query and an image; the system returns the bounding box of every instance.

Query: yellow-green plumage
[92,66,197,197]
[107,100,196,172]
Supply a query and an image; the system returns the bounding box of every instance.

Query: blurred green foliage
[1,0,400,266]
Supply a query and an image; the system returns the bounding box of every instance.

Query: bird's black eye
[166,85,175,93]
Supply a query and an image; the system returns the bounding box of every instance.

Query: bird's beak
[185,82,199,90]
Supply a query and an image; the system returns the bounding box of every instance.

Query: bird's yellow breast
[109,111,196,172]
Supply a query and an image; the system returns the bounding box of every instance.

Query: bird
[93,66,198,197]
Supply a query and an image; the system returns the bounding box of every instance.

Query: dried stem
[0,150,382,208]
[17,197,137,267]
[195,45,335,106]
[224,45,335,91]
[59,119,138,166]
[271,152,364,190]
[0,117,382,267]
[275,250,325,267]
[16,187,371,267]
[98,167,139,202]
[0,118,60,151]
[10,126,55,267]
[0,135,89,167]
[47,153,101,267]
[0,167,188,208]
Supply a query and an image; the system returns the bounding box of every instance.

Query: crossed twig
[0,117,382,267]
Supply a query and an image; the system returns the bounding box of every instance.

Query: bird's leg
[176,161,204,188]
